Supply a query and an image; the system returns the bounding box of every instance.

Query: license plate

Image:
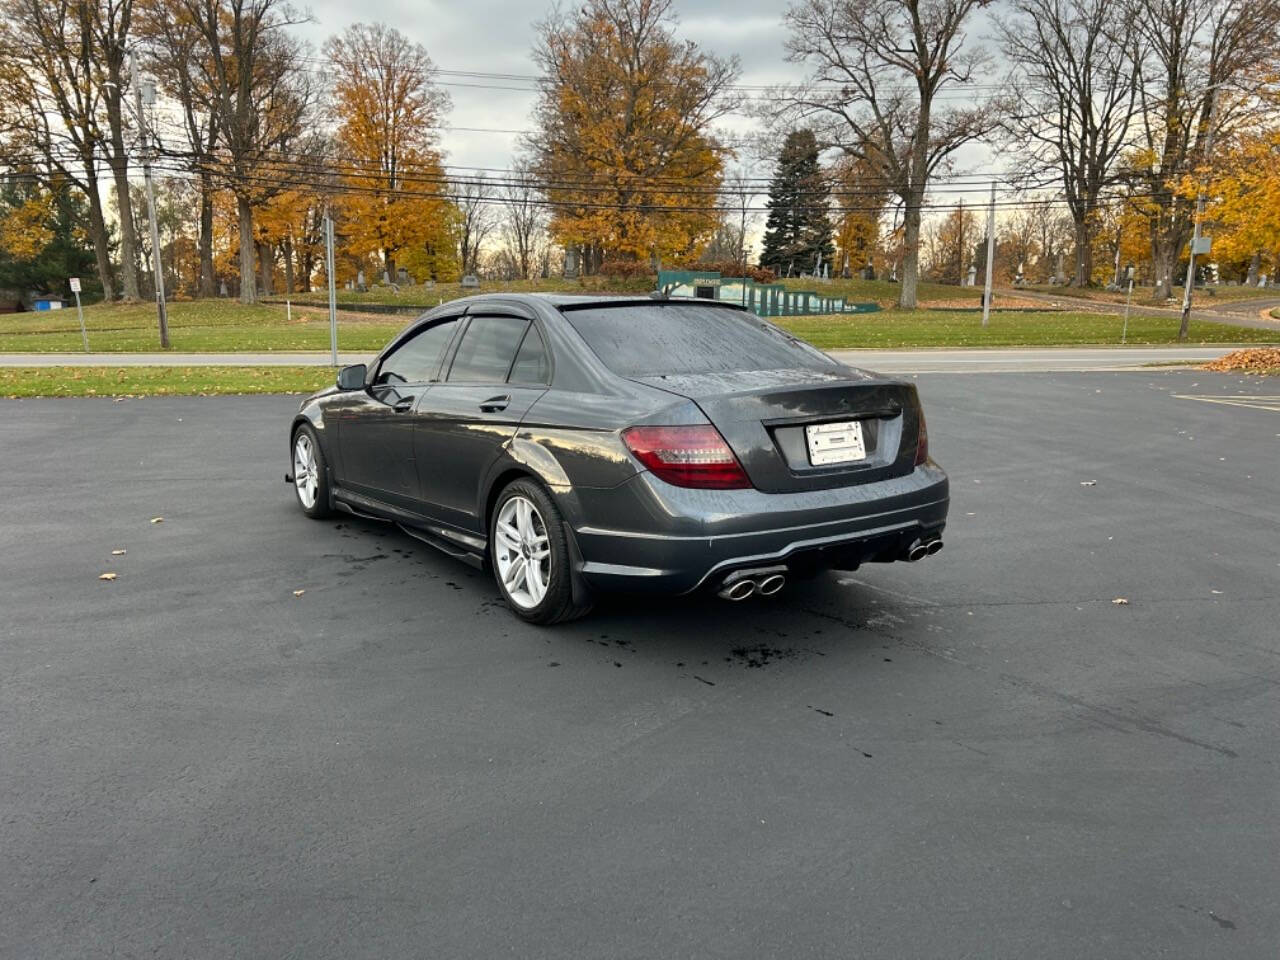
[805,420,866,466]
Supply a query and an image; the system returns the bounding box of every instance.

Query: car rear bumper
[564,463,949,595]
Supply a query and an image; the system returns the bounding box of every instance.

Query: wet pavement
[3,370,1278,957]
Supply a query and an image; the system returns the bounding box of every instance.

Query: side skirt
[333,487,487,570]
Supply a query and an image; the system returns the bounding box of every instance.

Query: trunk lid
[631,368,924,493]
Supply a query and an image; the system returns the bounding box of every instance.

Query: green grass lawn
[0,366,336,397]
[778,310,1277,348]
[2,298,1273,356]
[0,301,405,353]
[1022,283,1280,307]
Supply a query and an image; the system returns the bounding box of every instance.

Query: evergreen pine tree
[759,129,834,275]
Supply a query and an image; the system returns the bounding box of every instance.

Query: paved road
[0,344,1260,373]
[1014,288,1280,330]
[3,371,1279,958]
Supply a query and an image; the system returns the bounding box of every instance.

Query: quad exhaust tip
[906,537,944,562]
[717,567,788,601]
[757,574,786,596]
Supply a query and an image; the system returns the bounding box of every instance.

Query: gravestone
[966,264,978,287]
[564,246,579,279]
[397,268,409,285]
[356,270,366,292]
[219,280,228,297]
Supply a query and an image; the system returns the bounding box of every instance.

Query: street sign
[69,277,81,293]
[1191,237,1212,255]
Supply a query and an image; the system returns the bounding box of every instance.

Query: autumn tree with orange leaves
[527,0,739,272]
[325,22,455,282]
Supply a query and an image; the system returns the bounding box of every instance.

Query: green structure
[655,270,880,319]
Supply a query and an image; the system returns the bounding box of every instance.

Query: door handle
[479,394,511,412]
[392,398,415,413]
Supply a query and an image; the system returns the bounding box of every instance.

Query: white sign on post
[69,277,88,352]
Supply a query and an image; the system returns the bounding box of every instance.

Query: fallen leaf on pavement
[98,572,117,581]
[1080,480,1096,486]
[111,548,126,555]
[149,517,164,524]
[293,589,305,597]
[1112,597,1129,605]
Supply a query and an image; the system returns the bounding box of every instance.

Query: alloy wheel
[493,495,551,609]
[293,433,319,509]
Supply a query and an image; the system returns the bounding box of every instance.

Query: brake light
[622,424,752,489]
[915,408,929,465]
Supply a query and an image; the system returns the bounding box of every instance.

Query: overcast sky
[294,0,1002,222]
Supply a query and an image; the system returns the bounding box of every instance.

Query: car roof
[443,292,746,311]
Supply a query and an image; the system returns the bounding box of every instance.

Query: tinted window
[377,318,460,384]
[561,304,836,376]
[508,327,550,384]
[447,315,529,382]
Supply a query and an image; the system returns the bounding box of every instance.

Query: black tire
[291,423,333,519]
[490,478,591,625]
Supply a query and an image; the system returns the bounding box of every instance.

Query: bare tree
[1132,0,1280,302]
[1000,206,1040,281]
[776,0,1000,308]
[499,159,545,280]
[177,0,312,303]
[138,0,220,296]
[1000,0,1141,287]
[454,174,495,276]
[0,0,136,298]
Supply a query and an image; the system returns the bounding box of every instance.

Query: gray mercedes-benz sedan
[287,294,949,623]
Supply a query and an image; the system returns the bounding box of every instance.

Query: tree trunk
[237,196,256,304]
[899,194,923,309]
[1151,233,1176,301]
[83,173,115,302]
[258,241,274,296]
[1072,218,1093,287]
[283,236,295,294]
[385,252,397,281]
[197,176,215,299]
[107,155,141,301]
[301,251,314,293]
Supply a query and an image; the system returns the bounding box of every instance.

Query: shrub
[599,260,656,280]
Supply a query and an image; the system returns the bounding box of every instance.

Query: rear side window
[508,327,550,384]
[376,318,460,384]
[447,315,530,383]
[561,304,835,376]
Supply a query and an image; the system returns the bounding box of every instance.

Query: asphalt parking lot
[3,371,1278,958]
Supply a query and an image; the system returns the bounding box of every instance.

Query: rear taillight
[622,424,751,489]
[914,408,929,465]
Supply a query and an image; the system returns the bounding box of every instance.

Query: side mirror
[336,363,367,391]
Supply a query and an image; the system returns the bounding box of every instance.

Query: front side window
[447,315,530,383]
[377,318,461,385]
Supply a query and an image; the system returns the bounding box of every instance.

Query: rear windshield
[560,303,836,377]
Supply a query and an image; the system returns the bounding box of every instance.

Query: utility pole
[981,182,996,327]
[131,52,169,349]
[1178,90,1221,342]
[956,199,965,286]
[324,209,338,366]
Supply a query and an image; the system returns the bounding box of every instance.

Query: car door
[413,313,551,530]
[335,316,462,509]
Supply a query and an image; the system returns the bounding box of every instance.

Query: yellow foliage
[0,190,55,259]
[1205,129,1280,264]
[531,1,734,263]
[325,23,457,279]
